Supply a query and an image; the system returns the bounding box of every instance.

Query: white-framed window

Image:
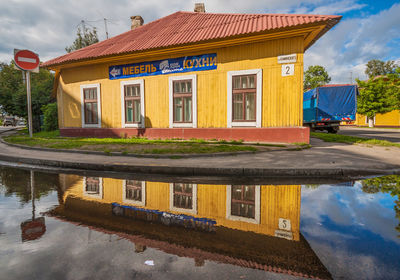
[169,183,197,214]
[123,180,146,206]
[80,83,101,128]
[227,69,262,128]
[226,185,260,224]
[83,177,103,199]
[120,79,145,128]
[169,75,197,128]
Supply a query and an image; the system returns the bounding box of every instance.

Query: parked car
[3,116,17,126]
[17,120,26,126]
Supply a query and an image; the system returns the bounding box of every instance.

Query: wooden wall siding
[63,177,301,240]
[355,110,400,127]
[59,36,304,129]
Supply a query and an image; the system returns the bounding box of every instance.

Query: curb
[0,152,399,178]
[0,137,301,159]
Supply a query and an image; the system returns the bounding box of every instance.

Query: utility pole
[104,18,109,39]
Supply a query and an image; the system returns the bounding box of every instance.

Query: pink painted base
[60,127,310,144]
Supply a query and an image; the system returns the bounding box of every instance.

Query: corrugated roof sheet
[43,11,341,67]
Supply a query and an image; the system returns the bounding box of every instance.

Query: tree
[0,62,54,132]
[365,59,398,78]
[41,102,58,131]
[357,69,400,127]
[304,65,331,90]
[0,166,60,205]
[361,175,400,236]
[65,26,99,53]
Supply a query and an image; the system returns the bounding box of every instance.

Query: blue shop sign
[109,53,217,79]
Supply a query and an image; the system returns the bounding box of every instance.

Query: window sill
[170,206,197,215]
[82,123,101,128]
[231,122,257,127]
[170,123,196,128]
[122,123,144,128]
[226,214,259,224]
[122,199,145,207]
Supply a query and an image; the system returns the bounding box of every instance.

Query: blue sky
[301,182,400,279]
[0,0,399,83]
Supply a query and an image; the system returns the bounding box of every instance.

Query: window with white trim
[227,69,262,128]
[123,180,146,206]
[83,177,103,199]
[81,84,101,128]
[232,75,256,121]
[169,75,197,128]
[169,183,197,214]
[226,185,260,224]
[120,80,145,128]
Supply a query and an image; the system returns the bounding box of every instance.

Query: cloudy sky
[0,0,399,83]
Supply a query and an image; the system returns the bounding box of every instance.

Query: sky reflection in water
[0,167,399,280]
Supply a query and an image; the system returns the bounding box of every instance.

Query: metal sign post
[14,49,40,138]
[26,71,33,138]
[31,170,35,220]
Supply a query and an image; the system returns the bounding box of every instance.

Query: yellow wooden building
[52,174,331,278]
[354,110,400,127]
[60,175,301,240]
[43,5,341,143]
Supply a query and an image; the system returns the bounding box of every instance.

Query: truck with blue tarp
[303,84,358,133]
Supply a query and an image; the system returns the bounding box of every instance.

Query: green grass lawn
[311,132,400,148]
[4,129,288,155]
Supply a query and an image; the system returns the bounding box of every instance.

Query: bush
[41,103,58,131]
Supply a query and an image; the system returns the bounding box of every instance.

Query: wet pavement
[0,166,399,280]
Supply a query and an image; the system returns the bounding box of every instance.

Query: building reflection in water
[51,175,331,279]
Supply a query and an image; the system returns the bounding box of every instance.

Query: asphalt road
[0,126,17,134]
[338,126,400,143]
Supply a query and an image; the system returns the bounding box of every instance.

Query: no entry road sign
[14,49,39,71]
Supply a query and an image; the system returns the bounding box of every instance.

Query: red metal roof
[43,11,341,67]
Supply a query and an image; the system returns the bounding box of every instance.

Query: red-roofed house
[43,4,341,143]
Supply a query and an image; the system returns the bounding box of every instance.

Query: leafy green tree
[65,26,99,53]
[393,68,400,110]
[357,70,400,125]
[41,102,58,131]
[304,65,331,90]
[0,167,60,205]
[361,175,400,236]
[0,62,54,132]
[365,59,398,78]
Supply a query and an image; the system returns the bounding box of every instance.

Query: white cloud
[0,0,399,85]
[301,184,400,244]
[305,3,400,83]
[308,0,366,15]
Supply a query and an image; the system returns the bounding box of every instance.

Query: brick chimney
[130,15,144,30]
[194,3,205,13]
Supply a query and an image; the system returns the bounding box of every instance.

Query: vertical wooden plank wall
[59,36,304,129]
[63,177,301,241]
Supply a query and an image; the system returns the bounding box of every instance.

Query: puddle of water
[0,166,399,280]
